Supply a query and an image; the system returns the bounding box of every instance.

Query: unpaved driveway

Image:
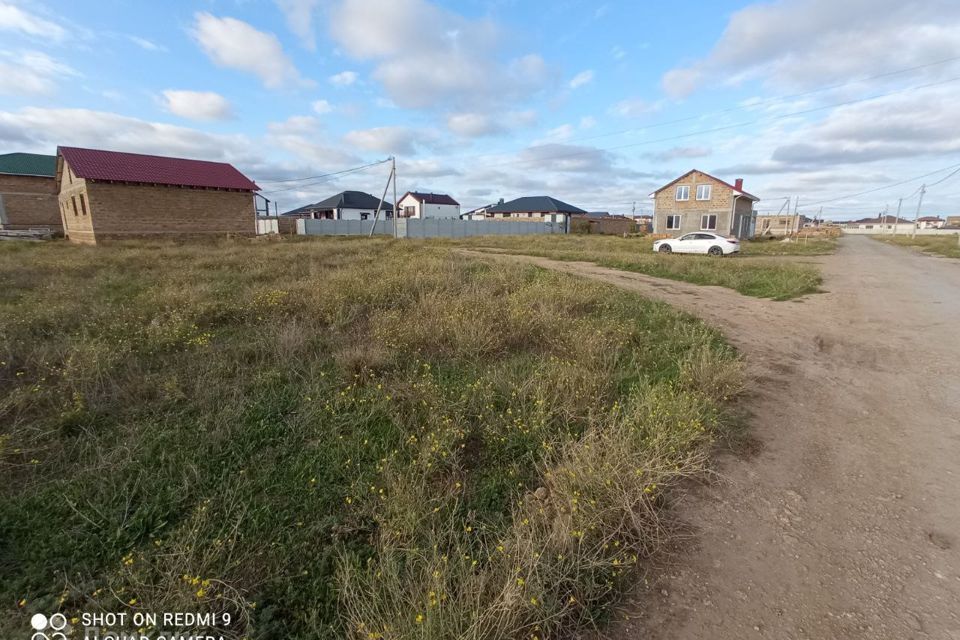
[459,236,960,639]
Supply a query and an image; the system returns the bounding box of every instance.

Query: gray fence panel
[299,219,394,236]
[297,217,565,238]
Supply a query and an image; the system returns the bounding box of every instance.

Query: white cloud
[0,107,256,163]
[275,0,321,50]
[343,126,420,155]
[191,13,309,89]
[661,0,960,97]
[329,70,358,86]
[311,99,333,114]
[0,50,77,96]
[609,97,661,118]
[268,115,319,136]
[569,70,594,90]
[647,146,713,162]
[128,35,166,52]
[161,90,233,121]
[327,0,550,109]
[0,2,64,41]
[579,116,596,129]
[446,110,536,138]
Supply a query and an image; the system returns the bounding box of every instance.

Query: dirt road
[460,236,960,639]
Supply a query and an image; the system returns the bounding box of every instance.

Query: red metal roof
[401,191,460,206]
[58,146,259,191]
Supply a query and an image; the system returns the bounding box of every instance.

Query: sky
[1,0,960,219]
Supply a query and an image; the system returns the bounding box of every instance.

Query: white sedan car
[653,232,740,256]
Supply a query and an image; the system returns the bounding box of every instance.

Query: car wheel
[708,246,724,256]
[658,244,672,253]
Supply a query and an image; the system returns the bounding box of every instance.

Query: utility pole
[392,155,398,239]
[881,204,888,235]
[369,158,395,238]
[892,198,902,236]
[792,196,800,237]
[912,184,926,239]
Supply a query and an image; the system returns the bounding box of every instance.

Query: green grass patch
[1,238,742,639]
[740,236,837,256]
[445,235,822,300]
[875,233,960,259]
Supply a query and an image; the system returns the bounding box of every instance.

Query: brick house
[57,146,259,244]
[0,152,62,234]
[651,170,759,239]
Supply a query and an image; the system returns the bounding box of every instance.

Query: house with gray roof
[0,152,62,234]
[282,190,393,221]
[471,196,586,226]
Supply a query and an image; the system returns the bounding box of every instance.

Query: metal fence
[296,218,564,238]
[841,227,959,236]
[296,219,395,236]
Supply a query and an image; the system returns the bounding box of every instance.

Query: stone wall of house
[653,171,745,236]
[83,182,257,242]
[0,174,62,232]
[58,161,96,244]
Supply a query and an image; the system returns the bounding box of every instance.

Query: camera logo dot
[28,612,67,640]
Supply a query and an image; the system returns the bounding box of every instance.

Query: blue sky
[2,0,960,218]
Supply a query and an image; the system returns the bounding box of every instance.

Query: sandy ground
[459,236,960,640]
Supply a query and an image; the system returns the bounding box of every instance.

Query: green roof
[0,153,57,177]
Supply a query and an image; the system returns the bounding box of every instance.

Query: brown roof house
[0,152,62,234]
[57,146,260,244]
[396,192,460,218]
[651,170,759,238]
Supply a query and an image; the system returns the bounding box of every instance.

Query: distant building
[651,170,759,239]
[756,214,803,236]
[0,152,61,234]
[838,215,914,233]
[945,215,960,228]
[283,191,392,220]
[481,196,586,225]
[57,146,259,244]
[917,215,944,229]
[396,192,460,219]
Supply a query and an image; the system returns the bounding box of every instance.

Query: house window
[675,185,690,201]
[696,184,712,201]
[404,205,416,217]
[666,215,681,230]
[71,196,78,217]
[79,194,88,216]
[700,214,717,230]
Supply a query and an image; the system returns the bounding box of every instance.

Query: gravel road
[460,236,960,639]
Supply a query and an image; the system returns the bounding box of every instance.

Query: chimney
[734,178,744,191]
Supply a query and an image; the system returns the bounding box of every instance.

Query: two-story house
[651,170,759,239]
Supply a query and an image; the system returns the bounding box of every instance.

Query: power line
[258,159,392,194]
[524,54,960,151]
[801,161,960,206]
[464,75,960,174]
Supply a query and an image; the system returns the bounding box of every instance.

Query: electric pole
[881,204,888,234]
[912,185,926,239]
[892,198,902,236]
[392,155,398,239]
[792,196,800,236]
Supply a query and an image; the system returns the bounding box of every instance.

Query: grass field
[876,233,960,259]
[449,235,824,300]
[0,238,742,640]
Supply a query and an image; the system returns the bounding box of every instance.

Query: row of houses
[279,170,764,238]
[24,143,943,243]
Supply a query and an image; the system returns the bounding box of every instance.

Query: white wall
[841,227,958,236]
[396,195,460,219]
[338,207,391,221]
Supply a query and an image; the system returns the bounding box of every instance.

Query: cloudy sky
[2,0,960,218]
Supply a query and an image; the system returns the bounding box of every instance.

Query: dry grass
[1,237,742,639]
[875,233,960,259]
[442,235,822,300]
